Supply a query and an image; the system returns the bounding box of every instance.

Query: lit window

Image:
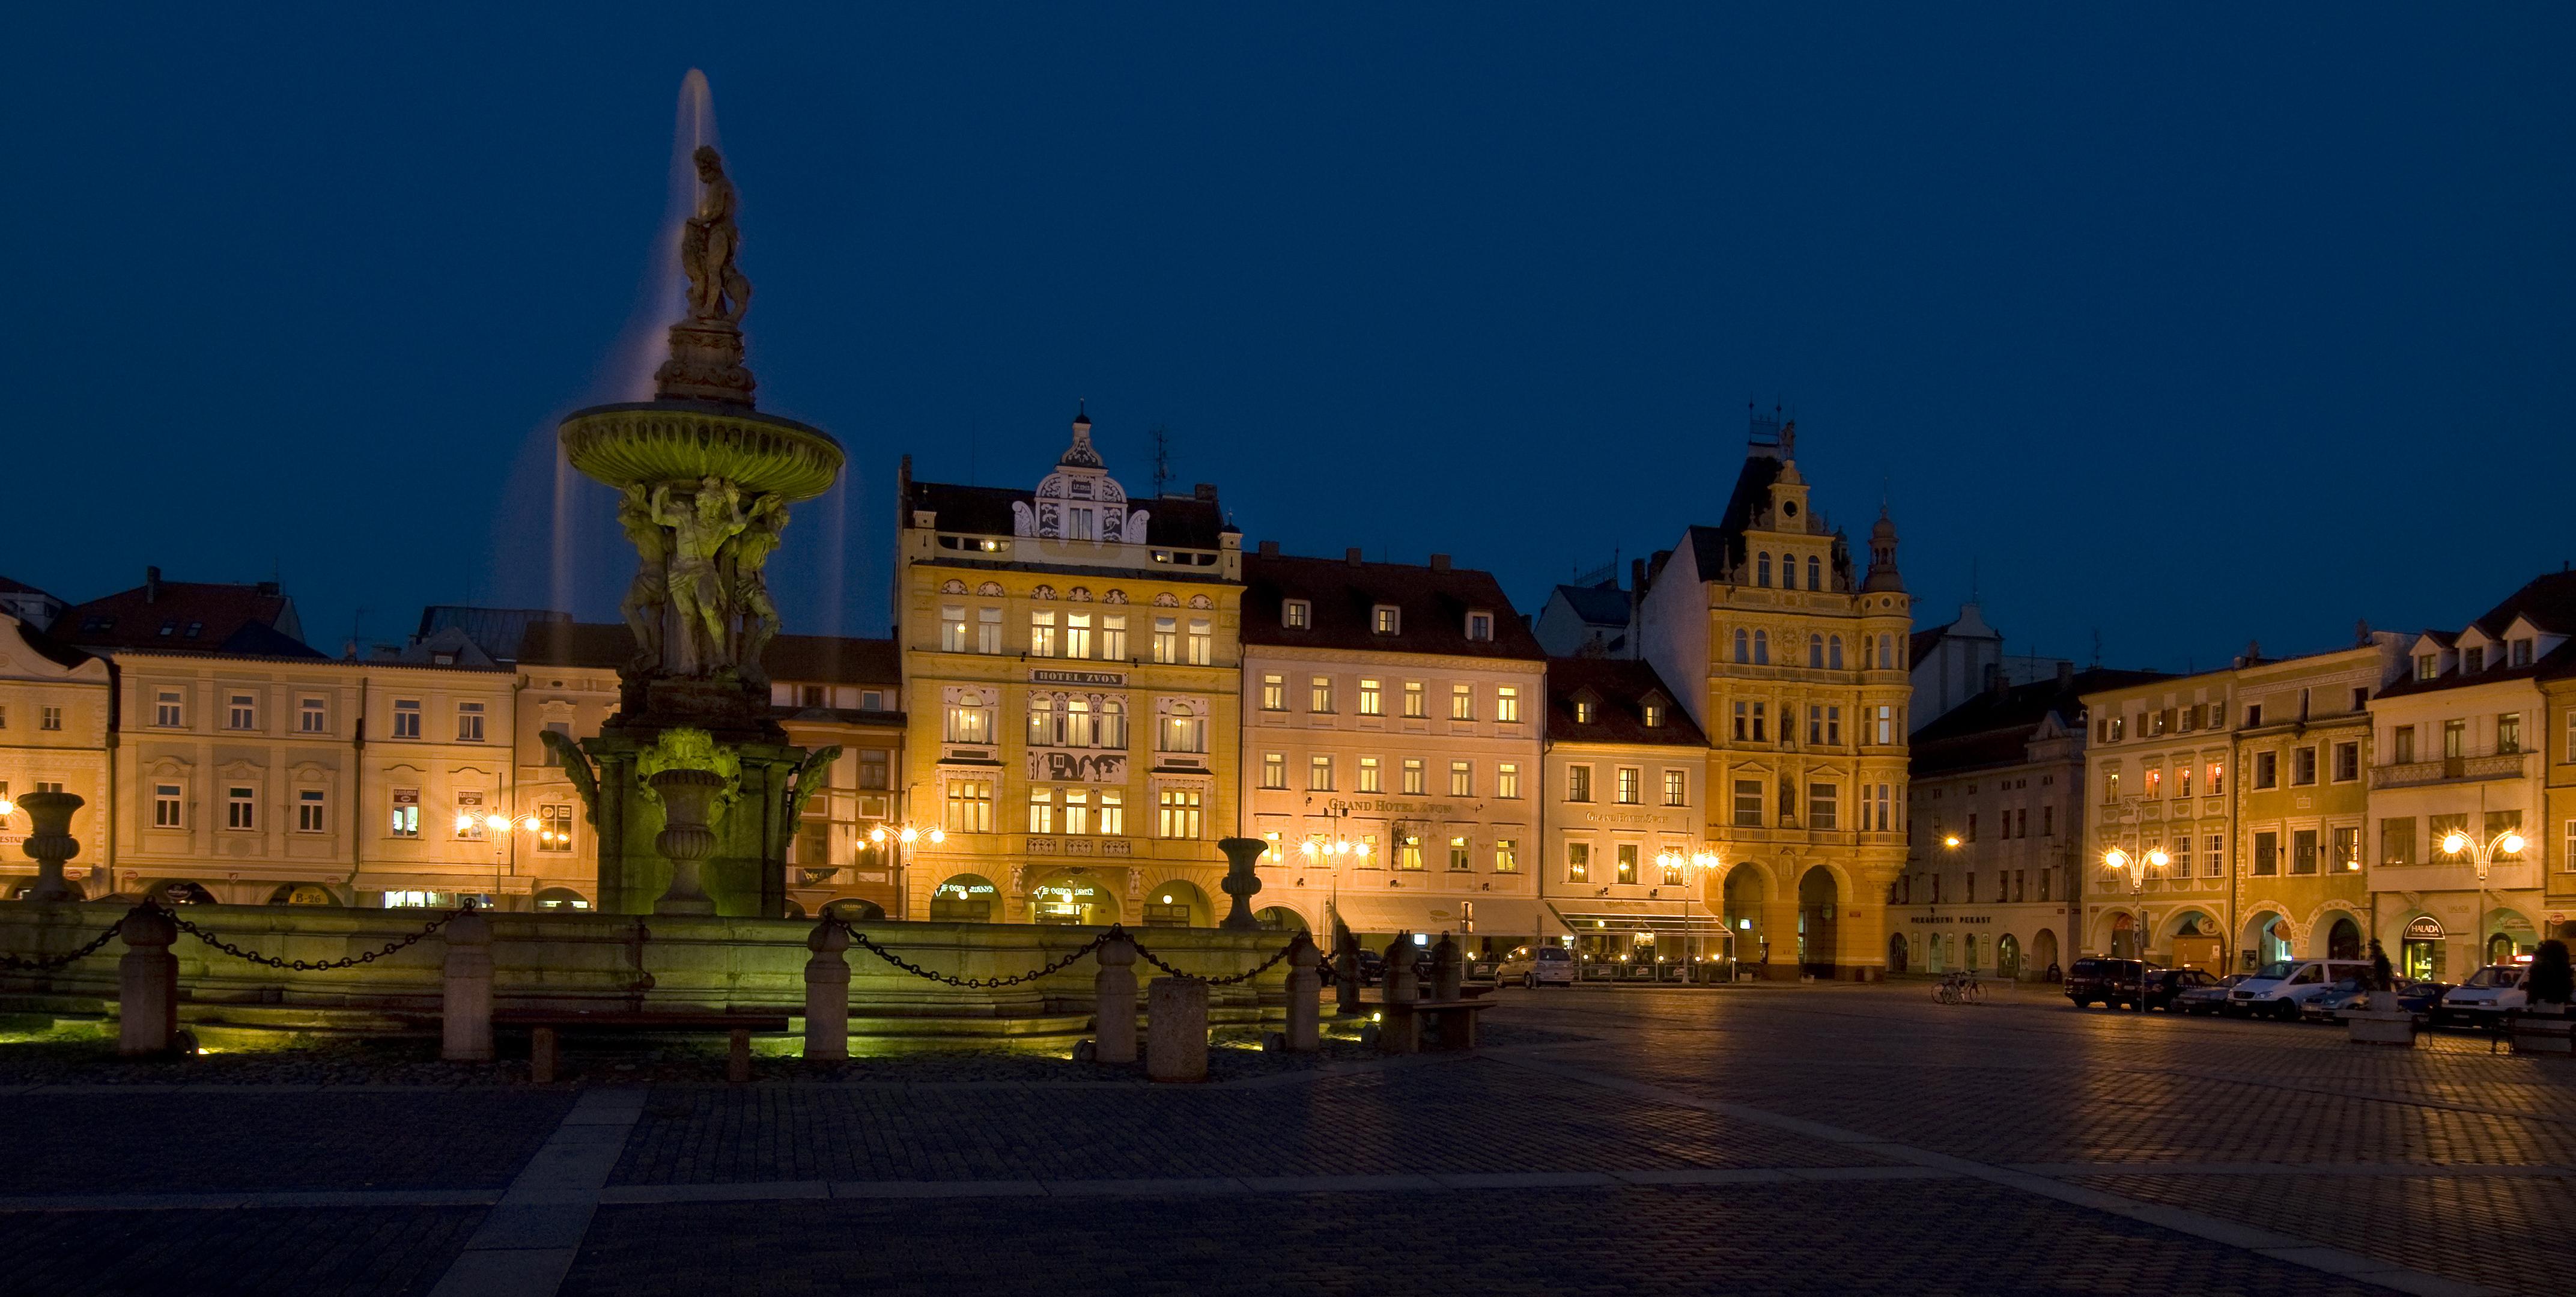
[945,702,991,744]
[1356,756,1380,792]
[1029,610,1058,657]
[1642,700,1662,728]
[1616,767,1641,804]
[1497,763,1520,798]
[976,607,1002,654]
[1310,755,1335,791]
[1566,842,1590,882]
[1359,679,1383,715]
[1065,612,1093,659]
[538,804,574,852]
[945,780,994,833]
[1064,789,1092,835]
[1663,770,1687,807]
[1449,761,1472,797]
[1157,788,1203,839]
[1616,845,1638,884]
[1283,599,1310,629]
[389,788,419,837]
[1261,752,1286,789]
[1494,840,1519,873]
[1261,674,1285,711]
[1373,605,1401,635]
[1310,676,1334,713]
[1186,618,1212,666]
[941,605,967,651]
[1450,835,1472,870]
[1402,758,1426,795]
[1027,788,1056,834]
[1157,711,1207,754]
[1403,681,1426,717]
[1101,614,1127,660]
[1496,686,1519,722]
[1450,684,1474,720]
[1099,790,1126,836]
[1575,699,1595,724]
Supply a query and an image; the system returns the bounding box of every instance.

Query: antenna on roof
[2090,628,2102,668]
[1149,423,1174,498]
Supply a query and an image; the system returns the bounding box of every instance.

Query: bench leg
[531,1027,557,1084]
[728,1028,752,1083]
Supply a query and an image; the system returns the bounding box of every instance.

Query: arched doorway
[1722,864,1766,970]
[2401,915,2445,980]
[1144,880,1209,927]
[1796,866,1838,978]
[1996,934,2022,980]
[151,880,215,906]
[2246,913,2292,966]
[822,898,885,923]
[2488,931,2518,966]
[932,873,1000,922]
[2032,928,2059,979]
[2325,915,2362,961]
[2486,910,2536,967]
[2109,913,2138,959]
[266,883,338,907]
[1253,906,1307,933]
[1964,932,1982,972]
[1886,932,1908,974]
[1926,932,1946,973]
[2167,911,2222,971]
[532,887,591,911]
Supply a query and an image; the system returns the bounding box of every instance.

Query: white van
[2228,958,2374,1021]
[1500,945,1576,988]
[2438,965,2527,1027]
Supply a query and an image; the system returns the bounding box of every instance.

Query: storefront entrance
[1796,867,1838,978]
[1030,872,1119,925]
[2402,915,2444,981]
[931,873,998,922]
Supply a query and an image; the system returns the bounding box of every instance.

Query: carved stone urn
[17,791,84,903]
[1216,837,1269,931]
[648,768,728,916]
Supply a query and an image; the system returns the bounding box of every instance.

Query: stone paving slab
[559,1183,2391,1297]
[604,1059,1894,1185]
[0,1206,485,1297]
[0,1090,577,1194]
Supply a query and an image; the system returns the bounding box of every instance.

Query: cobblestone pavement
[5,982,2571,1296]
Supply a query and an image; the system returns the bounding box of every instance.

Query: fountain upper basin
[560,400,845,502]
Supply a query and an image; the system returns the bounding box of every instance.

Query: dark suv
[2067,957,2164,1009]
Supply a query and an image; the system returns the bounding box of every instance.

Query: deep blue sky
[11,6,2571,670]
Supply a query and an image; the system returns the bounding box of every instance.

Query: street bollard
[440,910,495,1063]
[117,907,179,1058]
[1432,932,1462,1001]
[1382,933,1419,1005]
[1146,976,1209,1083]
[1284,933,1322,1052]
[1094,933,1140,1065]
[804,919,852,1065]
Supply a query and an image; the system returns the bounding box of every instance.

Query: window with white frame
[393,699,421,739]
[457,702,486,742]
[1158,711,1207,754]
[1310,675,1333,712]
[1465,611,1492,641]
[1662,770,1686,807]
[1186,618,1212,665]
[1152,616,1177,663]
[299,696,326,734]
[226,785,256,830]
[1402,681,1425,717]
[1449,761,1472,797]
[1065,612,1093,658]
[296,788,327,833]
[1029,609,1058,657]
[228,693,257,730]
[1260,752,1286,789]
[1101,613,1126,660]
[1402,758,1426,795]
[1496,762,1520,798]
[1098,789,1125,836]
[1357,755,1380,792]
[1261,674,1285,711]
[390,788,419,837]
[1359,678,1384,715]
[155,690,183,727]
[40,705,61,731]
[945,700,991,744]
[1027,788,1055,834]
[1282,599,1310,629]
[1157,788,1203,839]
[1372,605,1400,635]
[1063,789,1092,835]
[1496,686,1519,722]
[1450,684,1474,720]
[976,607,1002,653]
[941,605,967,651]
[153,783,183,828]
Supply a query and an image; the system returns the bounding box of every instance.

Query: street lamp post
[2441,827,2527,968]
[1651,846,1722,981]
[2101,840,2172,1014]
[869,821,947,919]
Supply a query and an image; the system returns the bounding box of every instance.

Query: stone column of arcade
[547,142,846,919]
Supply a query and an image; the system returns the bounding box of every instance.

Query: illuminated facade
[895,411,1244,926]
[1538,657,1721,974]
[2080,668,2237,967]
[2228,642,2403,969]
[1236,547,1546,948]
[0,614,112,898]
[1635,416,1913,979]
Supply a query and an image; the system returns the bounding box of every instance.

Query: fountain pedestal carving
[549,143,845,919]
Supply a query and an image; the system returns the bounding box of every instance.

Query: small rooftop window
[1465,611,1493,642]
[1372,605,1400,636]
[1283,599,1311,630]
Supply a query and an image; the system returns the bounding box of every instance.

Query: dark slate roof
[516,622,634,670]
[1908,622,1952,669]
[59,577,308,657]
[418,606,570,664]
[1241,553,1544,660]
[764,634,899,685]
[2377,571,2576,700]
[515,622,900,685]
[1545,665,1710,747]
[1910,667,2170,777]
[0,575,61,600]
[906,479,1230,550]
[1551,583,1630,626]
[1544,657,1706,746]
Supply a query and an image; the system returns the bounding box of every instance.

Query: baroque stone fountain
[548,144,843,918]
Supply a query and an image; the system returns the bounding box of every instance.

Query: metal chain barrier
[0,913,130,972]
[1129,930,1303,986]
[166,901,478,971]
[832,920,1117,989]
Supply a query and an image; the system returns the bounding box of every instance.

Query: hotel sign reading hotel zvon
[1031,669,1125,687]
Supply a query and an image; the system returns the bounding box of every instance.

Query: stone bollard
[1382,933,1419,1005]
[440,910,495,1063]
[1432,932,1462,1001]
[1094,933,1140,1065]
[18,790,84,903]
[1332,923,1362,1016]
[1285,933,1322,1052]
[804,919,852,1065]
[1146,976,1209,1082]
[117,907,180,1057]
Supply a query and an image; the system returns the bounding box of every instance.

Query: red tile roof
[1242,553,1543,660]
[58,575,314,658]
[1544,657,1706,746]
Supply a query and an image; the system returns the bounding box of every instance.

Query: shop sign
[2404,916,2445,941]
[1031,669,1125,687]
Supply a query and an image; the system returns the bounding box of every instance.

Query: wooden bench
[494,1010,791,1083]
[1376,998,1494,1054]
[2511,1012,2575,1057]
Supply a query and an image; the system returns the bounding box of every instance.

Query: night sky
[11,7,2571,671]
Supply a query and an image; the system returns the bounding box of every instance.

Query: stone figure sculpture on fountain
[617,485,672,674]
[655,145,759,405]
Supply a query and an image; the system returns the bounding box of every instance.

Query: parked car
[2067,957,2160,1009]
[1465,952,1505,986]
[2307,979,2452,1025]
[2437,965,2528,1028]
[1515,945,1576,988]
[2144,967,2222,1012]
[2173,973,2248,1015]
[1353,947,1385,986]
[2228,958,2375,1021]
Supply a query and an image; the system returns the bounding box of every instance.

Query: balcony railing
[2371,751,2528,789]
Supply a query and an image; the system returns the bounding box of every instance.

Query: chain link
[168,901,477,971]
[0,914,129,972]
[827,919,1303,989]
[1129,930,1304,985]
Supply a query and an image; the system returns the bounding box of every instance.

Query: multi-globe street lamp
[2100,840,2170,1013]
[2441,826,2526,967]
[870,821,946,919]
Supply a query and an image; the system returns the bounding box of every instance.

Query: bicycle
[1933,971,1986,1005]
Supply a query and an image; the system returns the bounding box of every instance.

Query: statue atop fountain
[554,127,845,918]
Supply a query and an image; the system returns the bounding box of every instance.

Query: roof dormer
[1011,407,1150,544]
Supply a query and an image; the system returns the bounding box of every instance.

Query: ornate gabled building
[1634,415,1914,979]
[895,409,1244,927]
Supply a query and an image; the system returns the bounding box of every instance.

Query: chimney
[1257,539,1279,557]
[1193,482,1217,502]
[1346,547,1364,566]
[257,580,280,597]
[1429,554,1452,573]
[145,566,161,603]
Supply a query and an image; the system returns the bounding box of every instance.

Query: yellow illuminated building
[895,410,1244,926]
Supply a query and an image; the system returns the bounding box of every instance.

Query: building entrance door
[1796,867,1838,979]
